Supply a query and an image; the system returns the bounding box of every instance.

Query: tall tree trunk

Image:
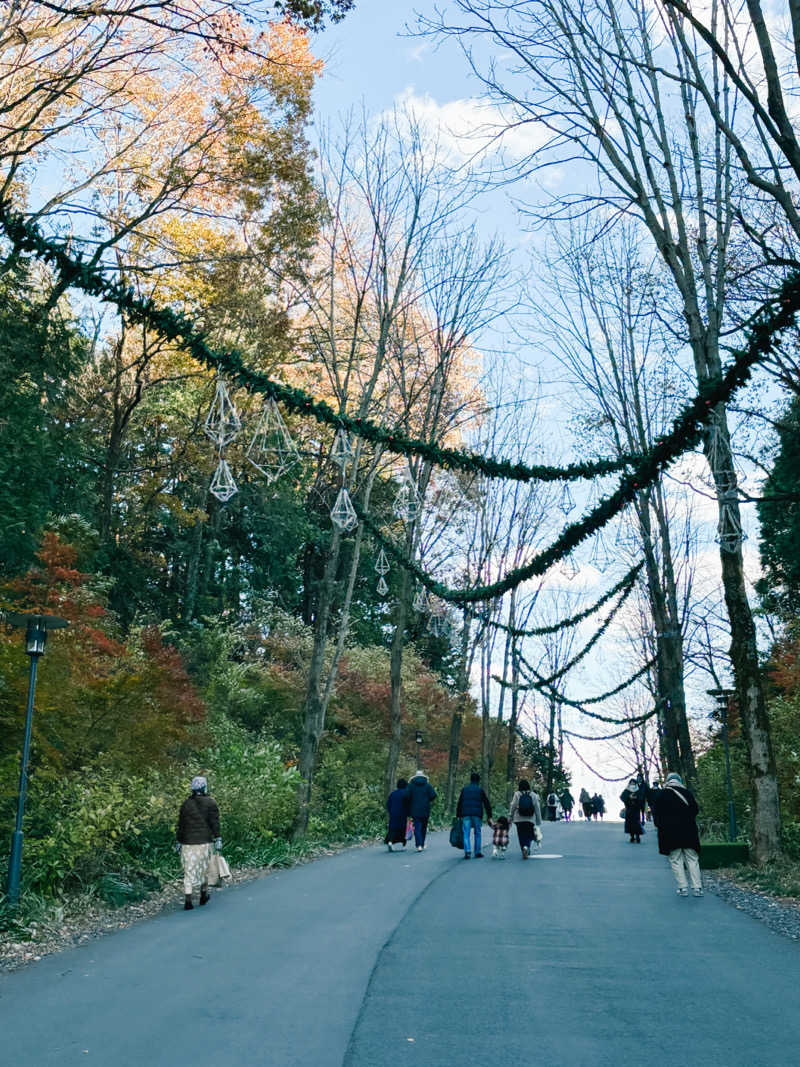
[292,531,341,840]
[384,566,410,796]
[445,613,471,814]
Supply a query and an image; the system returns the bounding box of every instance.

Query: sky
[305,3,767,803]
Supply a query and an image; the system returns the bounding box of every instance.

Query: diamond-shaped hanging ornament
[330,486,358,532]
[209,457,238,502]
[559,483,575,516]
[393,481,420,523]
[560,553,580,581]
[247,398,299,482]
[376,575,389,597]
[716,500,746,554]
[375,548,390,576]
[429,614,443,636]
[413,588,430,613]
[331,427,354,470]
[204,379,241,447]
[589,537,609,573]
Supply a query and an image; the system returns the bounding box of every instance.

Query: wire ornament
[247,398,299,482]
[330,487,358,532]
[331,428,354,470]
[560,553,580,581]
[377,575,389,597]
[589,537,610,573]
[393,479,420,523]
[375,548,390,576]
[209,457,238,502]
[413,588,430,613]
[204,379,241,447]
[559,483,575,516]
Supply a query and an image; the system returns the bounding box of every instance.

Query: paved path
[2,822,799,1065]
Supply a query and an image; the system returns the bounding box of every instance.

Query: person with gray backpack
[508,779,542,859]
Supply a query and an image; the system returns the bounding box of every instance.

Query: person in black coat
[651,772,703,896]
[620,779,642,842]
[385,778,409,852]
[405,770,437,851]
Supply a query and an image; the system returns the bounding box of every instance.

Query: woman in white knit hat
[176,775,222,910]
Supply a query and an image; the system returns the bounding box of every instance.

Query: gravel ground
[704,870,800,941]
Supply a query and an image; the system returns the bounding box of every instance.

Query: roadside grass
[720,858,800,902]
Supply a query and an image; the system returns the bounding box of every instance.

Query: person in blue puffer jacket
[456,771,493,859]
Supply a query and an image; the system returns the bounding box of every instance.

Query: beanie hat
[665,772,683,786]
[191,775,207,793]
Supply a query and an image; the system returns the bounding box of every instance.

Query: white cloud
[391,87,549,165]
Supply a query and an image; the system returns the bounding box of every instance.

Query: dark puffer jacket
[406,775,437,819]
[177,793,221,844]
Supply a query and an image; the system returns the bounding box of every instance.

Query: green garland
[0,204,636,485]
[515,575,638,688]
[497,658,656,715]
[564,736,643,782]
[563,709,659,742]
[360,264,800,604]
[467,563,643,637]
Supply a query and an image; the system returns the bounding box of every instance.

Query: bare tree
[428,0,781,860]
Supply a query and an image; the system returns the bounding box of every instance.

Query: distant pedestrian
[580,787,593,821]
[621,779,642,843]
[652,773,703,897]
[176,775,221,911]
[593,794,605,820]
[456,771,492,858]
[385,778,409,852]
[509,778,542,860]
[561,789,574,821]
[406,770,436,852]
[492,815,510,858]
[546,791,559,821]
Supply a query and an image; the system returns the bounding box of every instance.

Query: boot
[184,895,194,910]
[199,884,210,906]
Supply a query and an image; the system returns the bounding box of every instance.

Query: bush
[699,842,750,869]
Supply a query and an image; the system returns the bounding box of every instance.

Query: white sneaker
[416,845,422,852]
[387,843,393,852]
[692,888,704,897]
[678,888,689,897]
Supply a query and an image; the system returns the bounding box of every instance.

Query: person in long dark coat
[385,778,409,851]
[651,772,703,896]
[620,779,642,842]
[580,787,593,820]
[405,770,437,851]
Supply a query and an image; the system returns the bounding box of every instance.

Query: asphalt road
[2,821,799,1066]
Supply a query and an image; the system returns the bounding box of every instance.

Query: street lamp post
[415,730,423,769]
[708,688,738,842]
[5,612,68,907]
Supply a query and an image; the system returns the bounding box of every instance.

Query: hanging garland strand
[564,735,642,783]
[0,204,635,485]
[514,576,639,689]
[495,658,657,720]
[467,562,643,637]
[360,265,800,604]
[563,722,645,742]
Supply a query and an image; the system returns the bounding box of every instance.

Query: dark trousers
[516,822,535,851]
[412,817,429,847]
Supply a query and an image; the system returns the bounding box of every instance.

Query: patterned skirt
[181,843,212,894]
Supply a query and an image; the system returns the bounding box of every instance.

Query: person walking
[620,779,642,843]
[560,788,574,822]
[508,778,542,860]
[456,771,492,859]
[652,772,703,897]
[580,787,593,821]
[594,794,606,820]
[406,769,436,851]
[176,775,221,911]
[385,778,409,852]
[546,790,559,821]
